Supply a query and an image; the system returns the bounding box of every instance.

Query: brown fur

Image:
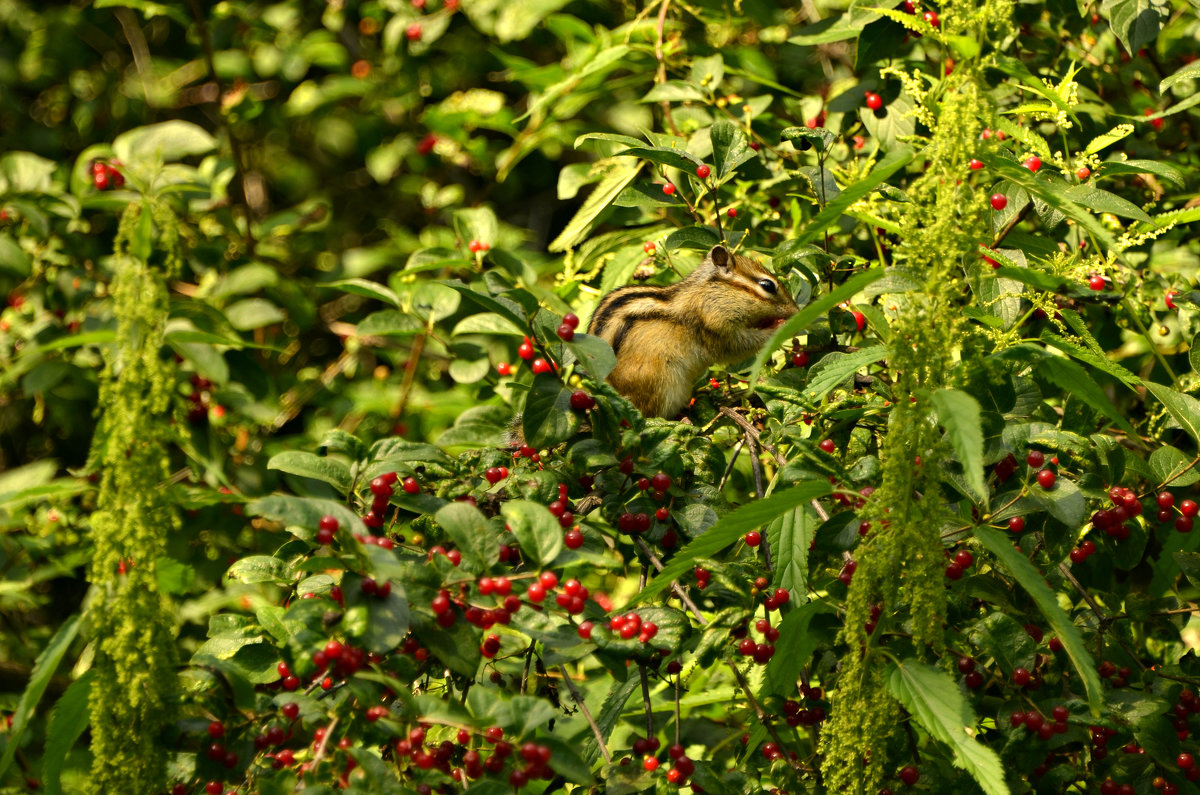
[587,245,799,417]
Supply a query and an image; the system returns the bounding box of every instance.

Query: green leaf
[762,601,829,698]
[112,120,217,164]
[1084,124,1135,155]
[665,226,722,251]
[1094,159,1186,189]
[565,333,617,381]
[767,506,817,599]
[691,53,725,90]
[788,7,881,44]
[931,389,987,507]
[1148,446,1200,488]
[42,670,93,795]
[501,500,563,567]
[974,525,1104,713]
[581,677,639,765]
[522,374,581,447]
[796,147,913,245]
[747,268,885,390]
[803,346,887,402]
[631,480,833,604]
[1040,333,1139,389]
[1101,0,1168,52]
[226,556,293,585]
[327,278,400,308]
[549,158,642,252]
[1061,184,1152,223]
[540,735,596,784]
[1037,356,1137,436]
[1161,59,1200,93]
[247,495,363,543]
[642,81,706,102]
[441,280,530,336]
[434,502,498,572]
[266,451,352,493]
[1029,476,1087,527]
[885,658,1009,795]
[710,120,756,180]
[0,614,80,783]
[1143,382,1200,446]
[780,127,836,152]
[225,298,287,330]
[357,309,425,337]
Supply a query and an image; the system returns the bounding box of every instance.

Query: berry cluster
[91,159,125,190]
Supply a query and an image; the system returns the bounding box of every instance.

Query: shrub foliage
[2,0,1200,793]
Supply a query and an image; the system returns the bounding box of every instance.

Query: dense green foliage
[3,0,1200,793]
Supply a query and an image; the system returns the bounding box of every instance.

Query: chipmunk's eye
[758,278,778,295]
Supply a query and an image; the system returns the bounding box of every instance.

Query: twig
[301,715,338,791]
[394,332,427,418]
[634,538,804,771]
[717,439,745,491]
[1056,561,1147,672]
[653,0,680,137]
[557,664,613,763]
[187,0,256,251]
[639,665,655,740]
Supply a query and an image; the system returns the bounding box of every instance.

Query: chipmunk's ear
[709,245,732,271]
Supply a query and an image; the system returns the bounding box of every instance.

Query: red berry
[496,361,511,376]
[990,194,1008,211]
[562,313,579,329]
[1159,492,1176,508]
[564,528,583,549]
[1008,516,1026,533]
[1167,290,1179,310]
[899,765,920,786]
[1180,753,1195,769]
[662,183,675,196]
[968,159,983,170]
[1026,450,1045,468]
[1089,275,1105,291]
[1013,667,1031,686]
[569,390,594,411]
[1023,156,1042,172]
[1070,548,1088,563]
[405,22,422,41]
[696,164,711,179]
[556,324,575,341]
[818,438,836,454]
[727,207,737,218]
[792,351,809,367]
[1077,166,1091,180]
[953,549,974,568]
[1036,469,1056,489]
[318,515,339,532]
[945,563,963,580]
[1182,499,1198,517]
[922,10,939,26]
[531,358,552,375]
[402,477,420,494]
[745,531,762,547]
[865,92,883,110]
[518,339,535,360]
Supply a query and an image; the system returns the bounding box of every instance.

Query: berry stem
[556,663,613,763]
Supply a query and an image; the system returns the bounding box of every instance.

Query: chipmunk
[588,244,799,418]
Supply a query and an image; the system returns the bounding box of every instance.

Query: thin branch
[653,0,681,136]
[634,538,804,771]
[187,0,257,251]
[556,664,612,763]
[639,665,655,741]
[1056,561,1147,672]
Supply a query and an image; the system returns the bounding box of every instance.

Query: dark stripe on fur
[589,285,677,337]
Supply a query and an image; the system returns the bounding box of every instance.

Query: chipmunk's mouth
[756,316,789,330]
